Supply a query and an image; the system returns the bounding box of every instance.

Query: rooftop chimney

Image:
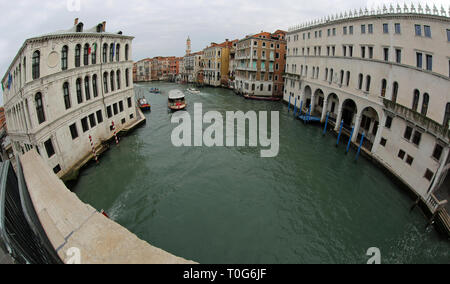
[74,18,79,25]
[102,21,106,32]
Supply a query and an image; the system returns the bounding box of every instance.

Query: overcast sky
[0,0,448,105]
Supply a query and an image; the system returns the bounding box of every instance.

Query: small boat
[138,97,151,111]
[168,90,187,111]
[149,88,161,94]
[244,95,281,102]
[186,88,200,94]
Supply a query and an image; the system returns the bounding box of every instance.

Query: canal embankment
[20,150,196,264]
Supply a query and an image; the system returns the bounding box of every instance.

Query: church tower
[186,36,191,55]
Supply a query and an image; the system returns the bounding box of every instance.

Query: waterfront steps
[20,150,196,264]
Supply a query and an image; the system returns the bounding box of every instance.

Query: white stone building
[1,19,138,179]
[182,52,203,84]
[285,6,450,207]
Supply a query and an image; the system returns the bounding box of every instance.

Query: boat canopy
[169,90,185,100]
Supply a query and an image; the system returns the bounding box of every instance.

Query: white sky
[0,0,448,105]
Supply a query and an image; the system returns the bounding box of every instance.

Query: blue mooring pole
[293,97,297,117]
[308,105,312,123]
[355,132,365,161]
[346,127,355,154]
[299,101,303,118]
[288,96,291,113]
[336,120,344,147]
[323,112,329,136]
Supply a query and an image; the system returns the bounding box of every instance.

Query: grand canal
[73,82,449,264]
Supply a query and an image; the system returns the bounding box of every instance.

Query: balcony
[383,99,449,141]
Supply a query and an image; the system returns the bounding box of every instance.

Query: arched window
[325,68,328,81]
[329,68,333,83]
[103,44,108,63]
[346,71,351,86]
[103,72,109,93]
[63,82,71,109]
[109,44,114,62]
[412,90,420,112]
[421,93,429,116]
[392,82,399,103]
[92,74,98,98]
[116,44,120,62]
[83,44,90,66]
[125,69,129,87]
[340,70,344,85]
[32,50,40,80]
[91,43,97,64]
[116,70,121,90]
[75,44,81,67]
[23,57,26,82]
[444,103,450,128]
[381,79,387,97]
[76,78,83,104]
[110,71,115,91]
[84,76,91,101]
[61,46,68,71]
[358,74,363,89]
[35,92,45,124]
[365,75,371,92]
[125,44,129,61]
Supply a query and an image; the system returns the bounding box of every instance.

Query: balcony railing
[383,99,450,140]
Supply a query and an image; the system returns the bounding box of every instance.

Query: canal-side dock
[20,150,195,264]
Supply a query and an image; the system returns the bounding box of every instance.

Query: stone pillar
[352,113,362,143]
[334,104,343,131]
[371,114,386,154]
[300,91,305,113]
[310,94,316,113]
[321,98,328,123]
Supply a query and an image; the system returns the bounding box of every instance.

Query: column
[351,113,362,143]
[310,93,316,114]
[371,114,386,154]
[299,91,305,113]
[321,98,328,123]
[334,104,343,131]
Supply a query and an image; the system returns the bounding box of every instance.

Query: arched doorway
[303,86,312,111]
[342,99,358,130]
[313,88,324,115]
[325,93,340,123]
[357,106,380,151]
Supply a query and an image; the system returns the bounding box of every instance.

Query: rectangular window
[412,131,422,146]
[415,25,422,36]
[121,118,126,124]
[53,165,61,174]
[383,23,389,34]
[119,101,124,112]
[426,55,433,71]
[395,49,401,64]
[361,46,366,58]
[447,29,450,42]
[113,103,118,115]
[127,97,132,108]
[44,139,55,158]
[343,27,347,35]
[404,126,413,140]
[394,23,401,34]
[361,25,366,34]
[406,155,414,166]
[69,123,78,140]
[433,144,443,160]
[384,48,389,61]
[380,138,387,147]
[349,46,353,57]
[416,53,423,68]
[332,28,336,36]
[349,26,353,35]
[424,169,434,181]
[398,150,406,160]
[81,117,89,132]
[385,116,393,129]
[107,106,112,118]
[96,110,103,124]
[89,113,96,128]
[368,47,373,59]
[424,25,431,37]
[368,24,373,34]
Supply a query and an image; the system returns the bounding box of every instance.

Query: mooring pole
[323,112,329,136]
[89,135,99,164]
[293,97,297,117]
[346,127,355,154]
[336,120,344,147]
[299,101,303,118]
[288,95,291,113]
[355,132,365,161]
[308,105,312,123]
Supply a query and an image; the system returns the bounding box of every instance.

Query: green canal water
[73,82,449,264]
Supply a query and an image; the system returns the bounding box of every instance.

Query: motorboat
[186,88,200,94]
[168,90,187,111]
[138,97,151,111]
[149,88,161,94]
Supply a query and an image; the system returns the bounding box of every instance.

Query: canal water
[73,82,449,264]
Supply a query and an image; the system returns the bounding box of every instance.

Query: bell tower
[186,36,191,55]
